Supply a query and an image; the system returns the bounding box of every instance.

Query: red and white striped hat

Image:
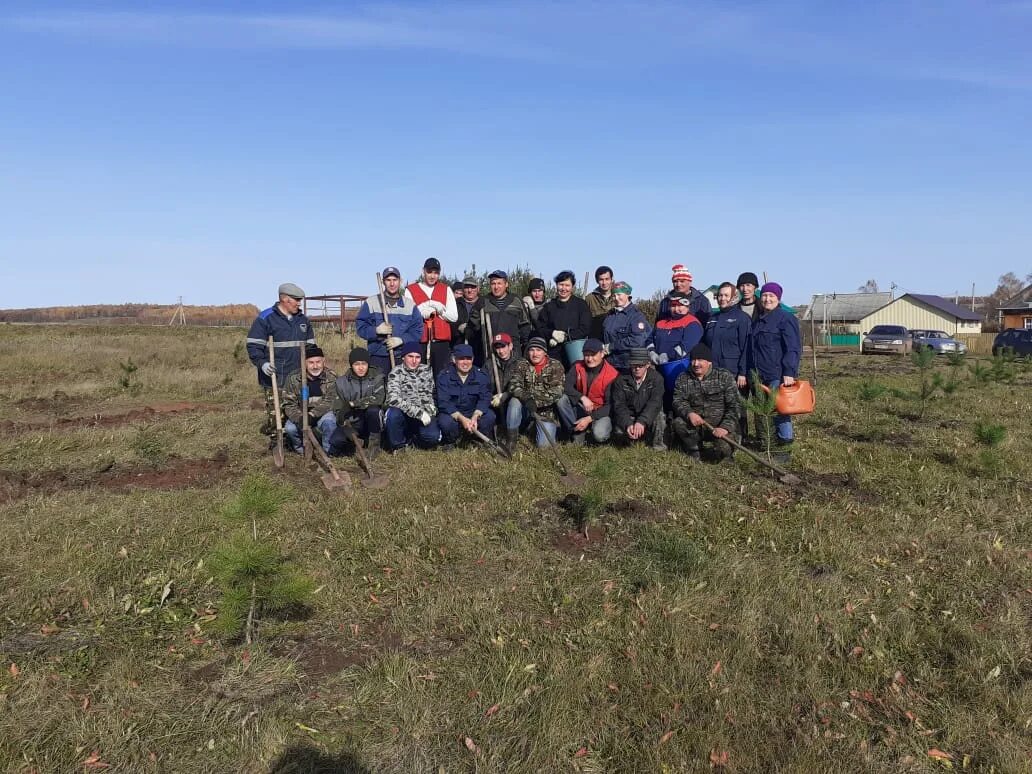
[671,264,692,282]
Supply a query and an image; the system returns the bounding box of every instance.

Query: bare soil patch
[0,401,223,434]
[0,449,231,504]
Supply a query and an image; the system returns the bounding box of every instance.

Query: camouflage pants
[672,416,737,458]
[260,387,278,436]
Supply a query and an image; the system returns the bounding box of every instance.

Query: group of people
[245,259,801,462]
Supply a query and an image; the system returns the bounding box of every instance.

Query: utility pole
[168,296,186,326]
[971,282,975,311]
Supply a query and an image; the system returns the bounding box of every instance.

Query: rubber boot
[502,427,518,456]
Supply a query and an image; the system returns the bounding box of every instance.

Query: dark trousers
[672,416,737,457]
[370,355,394,374]
[427,341,452,377]
[384,408,441,450]
[329,407,383,453]
[437,409,497,444]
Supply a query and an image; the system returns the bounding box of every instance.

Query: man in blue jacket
[435,344,496,448]
[602,281,652,372]
[246,282,317,441]
[747,282,801,452]
[705,281,752,439]
[355,266,424,374]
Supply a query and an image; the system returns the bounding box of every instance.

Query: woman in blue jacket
[747,282,801,447]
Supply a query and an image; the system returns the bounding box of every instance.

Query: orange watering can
[761,380,816,415]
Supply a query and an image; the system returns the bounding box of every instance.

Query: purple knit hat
[760,282,783,300]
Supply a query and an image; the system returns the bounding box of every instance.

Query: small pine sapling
[743,371,778,463]
[209,475,313,644]
[967,360,993,384]
[973,422,1007,478]
[118,358,141,394]
[910,346,938,418]
[945,351,966,369]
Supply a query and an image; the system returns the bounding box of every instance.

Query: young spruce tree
[210,475,313,644]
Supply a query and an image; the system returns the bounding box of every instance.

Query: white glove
[649,350,661,365]
[603,344,610,355]
[376,321,392,335]
[419,411,432,426]
[674,345,685,358]
[551,330,567,344]
[658,352,670,364]
[491,393,503,408]
[429,301,447,315]
[522,296,534,307]
[458,323,468,334]
[417,301,435,319]
[261,362,276,376]
[385,336,403,349]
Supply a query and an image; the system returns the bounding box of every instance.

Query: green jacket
[281,368,338,424]
[672,365,740,433]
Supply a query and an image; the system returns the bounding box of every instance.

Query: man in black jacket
[469,269,532,356]
[536,270,591,368]
[611,348,667,450]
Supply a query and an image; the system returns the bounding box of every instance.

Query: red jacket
[407,282,452,343]
[573,360,619,406]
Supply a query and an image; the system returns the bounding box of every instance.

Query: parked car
[911,329,967,354]
[862,325,913,355]
[992,328,1032,357]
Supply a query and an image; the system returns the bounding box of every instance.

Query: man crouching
[436,344,496,449]
[281,345,338,455]
[671,342,740,461]
[384,342,440,451]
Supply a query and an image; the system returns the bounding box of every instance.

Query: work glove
[261,362,276,377]
[385,336,403,349]
[417,301,435,319]
[658,352,670,365]
[491,393,503,408]
[549,338,558,348]
[375,321,393,335]
[522,295,534,308]
[674,345,685,358]
[603,343,610,355]
[458,323,468,334]
[649,350,662,365]
[551,330,567,344]
[419,411,432,427]
[429,301,447,315]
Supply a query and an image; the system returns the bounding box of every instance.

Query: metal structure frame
[303,294,366,335]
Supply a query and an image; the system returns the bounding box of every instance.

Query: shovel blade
[560,473,587,488]
[272,442,285,469]
[321,470,352,491]
[359,473,390,489]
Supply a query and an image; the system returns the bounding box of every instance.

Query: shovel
[268,336,285,468]
[304,428,352,491]
[470,426,510,459]
[338,419,390,489]
[533,412,585,487]
[299,343,312,463]
[701,420,801,485]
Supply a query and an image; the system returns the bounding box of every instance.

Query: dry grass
[0,325,1030,773]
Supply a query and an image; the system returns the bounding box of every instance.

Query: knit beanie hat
[760,282,783,300]
[305,344,324,359]
[689,342,713,361]
[349,347,369,365]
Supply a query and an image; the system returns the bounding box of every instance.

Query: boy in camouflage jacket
[384,342,441,450]
[280,345,338,455]
[671,342,740,461]
[505,337,565,449]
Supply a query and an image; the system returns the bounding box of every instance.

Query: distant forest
[0,303,259,326]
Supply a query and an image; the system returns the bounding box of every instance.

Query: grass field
[1,324,1030,773]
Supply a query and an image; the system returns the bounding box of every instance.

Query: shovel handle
[470,427,509,459]
[339,419,374,478]
[305,428,342,481]
[532,412,568,475]
[268,336,285,467]
[700,420,794,480]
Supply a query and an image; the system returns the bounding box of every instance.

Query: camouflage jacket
[386,363,437,419]
[508,357,565,419]
[672,365,740,433]
[281,368,339,424]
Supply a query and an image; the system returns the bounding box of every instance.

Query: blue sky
[2,1,1031,308]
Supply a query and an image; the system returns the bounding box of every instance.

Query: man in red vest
[555,338,617,445]
[404,257,458,376]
